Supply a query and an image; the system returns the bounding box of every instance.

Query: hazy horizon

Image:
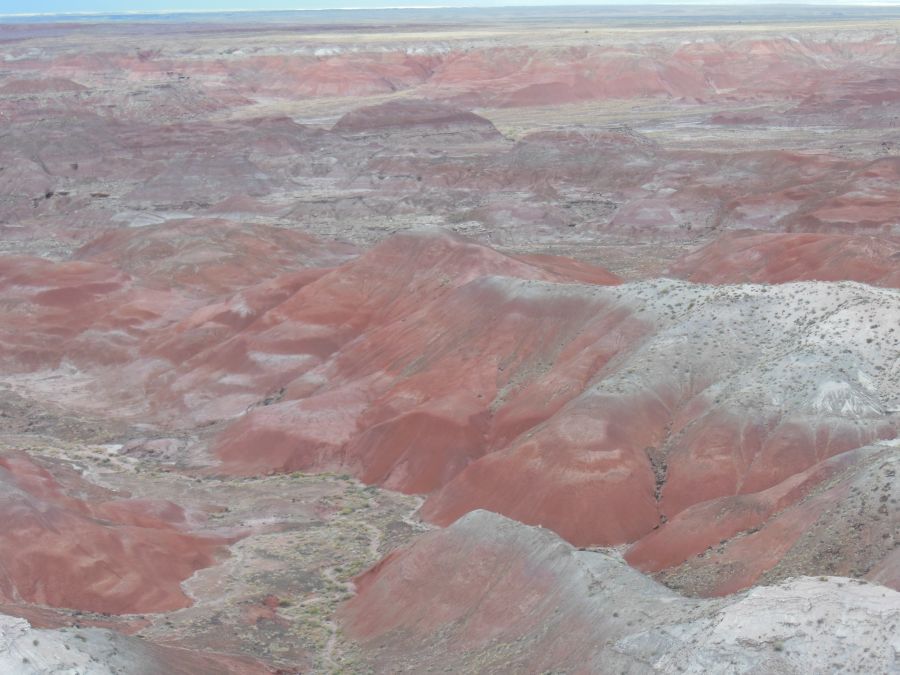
[3,0,899,18]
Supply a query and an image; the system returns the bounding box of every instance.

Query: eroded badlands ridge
[4,226,898,604]
[4,105,900,257]
[5,18,900,261]
[1,6,900,672]
[342,510,900,674]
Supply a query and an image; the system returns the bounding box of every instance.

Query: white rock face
[620,577,900,674]
[811,380,883,416]
[0,614,231,675]
[610,279,900,419]
[344,510,900,674]
[0,615,116,675]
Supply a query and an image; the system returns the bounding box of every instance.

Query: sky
[0,0,893,15]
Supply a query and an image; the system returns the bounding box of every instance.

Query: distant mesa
[0,78,88,95]
[709,112,770,125]
[333,99,501,139]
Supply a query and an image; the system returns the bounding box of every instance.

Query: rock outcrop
[0,613,269,675]
[341,510,900,673]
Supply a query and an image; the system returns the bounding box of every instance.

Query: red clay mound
[0,222,357,415]
[0,451,226,614]
[512,252,623,285]
[74,218,357,297]
[781,158,900,233]
[153,229,566,423]
[0,255,149,372]
[626,441,899,595]
[209,230,622,458]
[418,369,668,545]
[670,231,900,286]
